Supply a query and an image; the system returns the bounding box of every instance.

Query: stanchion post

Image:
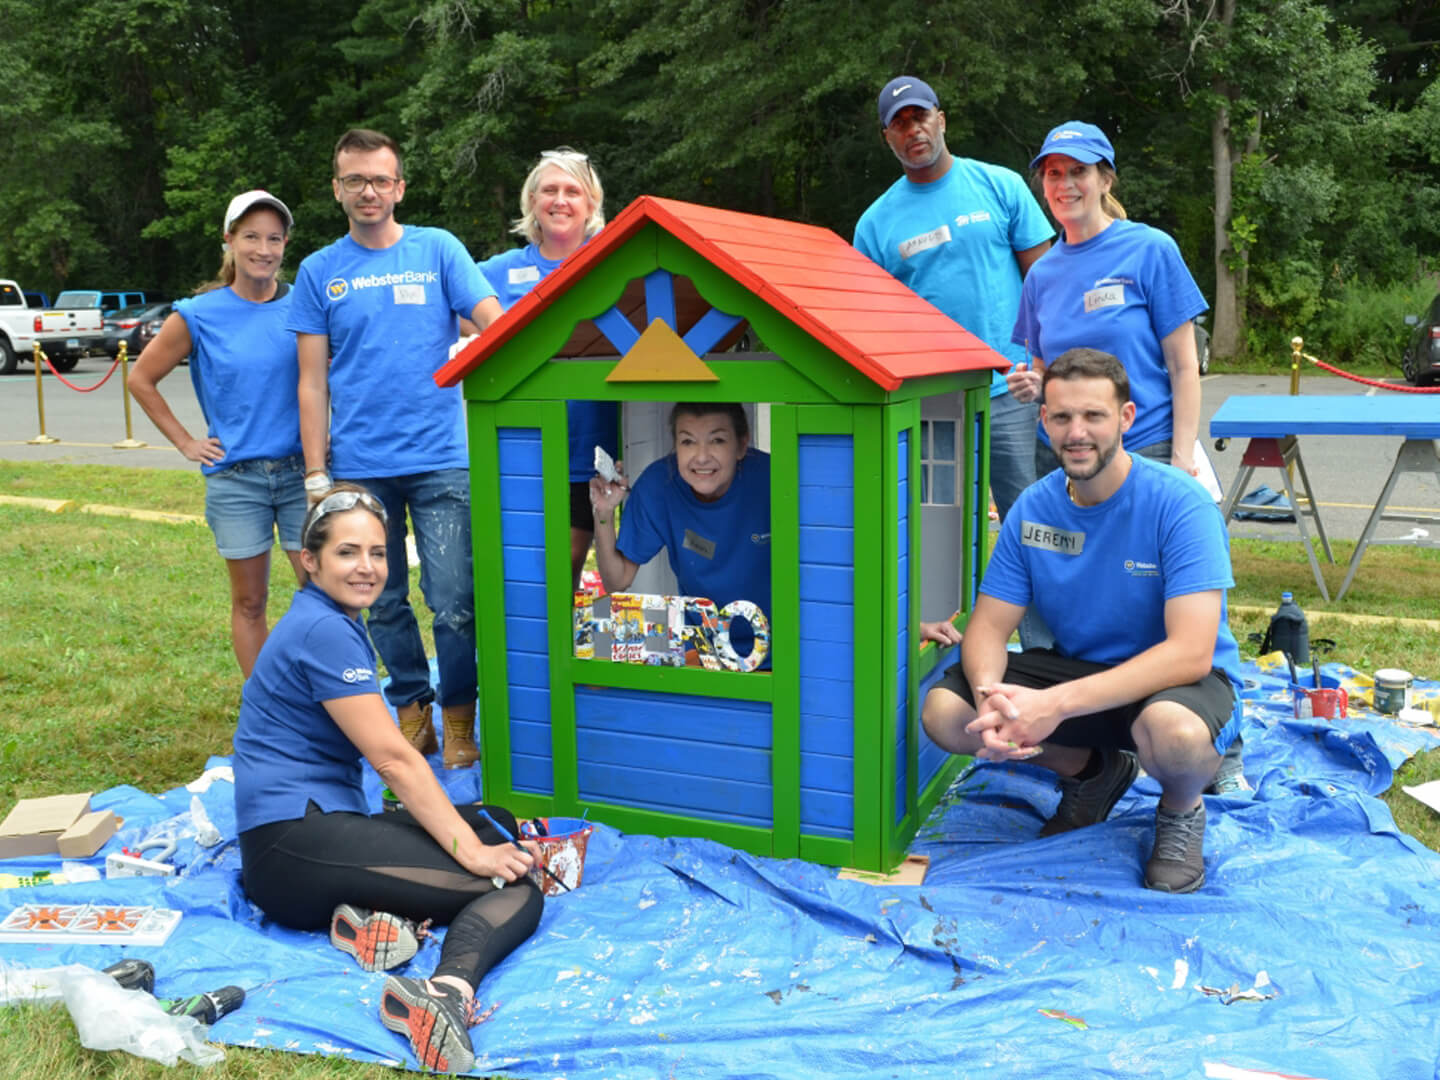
[112,342,148,449]
[1286,335,1303,488]
[27,342,60,444]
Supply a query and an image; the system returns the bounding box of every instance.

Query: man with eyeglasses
[854,77,1053,583]
[290,127,502,771]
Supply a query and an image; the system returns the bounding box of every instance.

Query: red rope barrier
[41,350,124,393]
[1306,355,1440,393]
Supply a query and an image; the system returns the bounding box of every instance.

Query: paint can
[1374,669,1413,715]
[381,788,402,812]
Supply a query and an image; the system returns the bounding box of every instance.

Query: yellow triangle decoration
[605,319,718,382]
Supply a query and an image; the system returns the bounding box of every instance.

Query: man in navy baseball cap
[877,76,940,129]
[855,75,1055,647]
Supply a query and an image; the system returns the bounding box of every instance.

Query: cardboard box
[0,794,119,860]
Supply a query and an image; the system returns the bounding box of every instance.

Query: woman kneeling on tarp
[589,402,770,666]
[233,483,542,1073]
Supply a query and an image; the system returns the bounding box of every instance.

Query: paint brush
[477,808,572,893]
[1311,649,1321,690]
[1285,652,1300,688]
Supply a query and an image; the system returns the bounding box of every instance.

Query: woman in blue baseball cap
[1006,122,1246,795]
[1007,121,1208,477]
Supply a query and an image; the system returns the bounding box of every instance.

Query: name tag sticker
[393,283,426,305]
[508,265,542,285]
[682,529,716,560]
[898,225,952,260]
[1083,284,1124,312]
[1020,520,1085,555]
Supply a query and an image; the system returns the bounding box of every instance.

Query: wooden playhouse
[437,196,1008,872]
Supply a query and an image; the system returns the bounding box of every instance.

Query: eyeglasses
[337,174,400,194]
[302,489,388,547]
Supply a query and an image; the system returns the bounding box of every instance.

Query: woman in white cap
[1008,121,1207,477]
[476,147,617,589]
[130,190,307,676]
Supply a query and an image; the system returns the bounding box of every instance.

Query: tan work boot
[395,699,438,755]
[441,702,479,769]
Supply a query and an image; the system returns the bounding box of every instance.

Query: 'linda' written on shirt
[1020,521,1085,554]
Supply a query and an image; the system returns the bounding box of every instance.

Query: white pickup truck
[0,279,104,374]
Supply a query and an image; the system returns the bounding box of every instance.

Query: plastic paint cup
[1294,686,1348,721]
[1374,669,1413,715]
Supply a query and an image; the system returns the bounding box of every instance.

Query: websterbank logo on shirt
[1020,520,1085,554]
[326,269,438,304]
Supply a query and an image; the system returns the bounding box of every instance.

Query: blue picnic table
[1209,394,1440,601]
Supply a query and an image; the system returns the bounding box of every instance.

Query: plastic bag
[1,963,224,1067]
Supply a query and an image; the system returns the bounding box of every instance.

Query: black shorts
[934,649,1239,754]
[569,480,595,533]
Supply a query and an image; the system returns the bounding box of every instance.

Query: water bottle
[1265,591,1309,663]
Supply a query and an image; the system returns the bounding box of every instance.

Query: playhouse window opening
[573,398,772,673]
[919,419,958,506]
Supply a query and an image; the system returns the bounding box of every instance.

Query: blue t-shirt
[478,243,619,482]
[854,158,1054,396]
[1012,219,1207,451]
[288,225,494,477]
[233,584,383,833]
[982,453,1241,690]
[176,285,302,475]
[617,451,771,621]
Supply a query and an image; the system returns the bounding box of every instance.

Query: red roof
[436,195,1010,392]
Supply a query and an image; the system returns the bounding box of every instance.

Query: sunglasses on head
[302,489,388,547]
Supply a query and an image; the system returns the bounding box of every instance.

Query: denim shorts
[204,454,307,559]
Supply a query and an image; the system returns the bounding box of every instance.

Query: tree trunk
[1211,103,1241,358]
[1209,0,1243,359]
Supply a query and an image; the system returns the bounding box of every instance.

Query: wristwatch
[304,471,332,494]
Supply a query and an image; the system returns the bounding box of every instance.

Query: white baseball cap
[223,190,294,234]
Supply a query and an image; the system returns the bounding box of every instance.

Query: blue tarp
[3,660,1440,1079]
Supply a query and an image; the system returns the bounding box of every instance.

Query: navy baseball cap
[1029,121,1116,169]
[878,76,939,128]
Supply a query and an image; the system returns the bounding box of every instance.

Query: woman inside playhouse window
[475,146,618,591]
[233,483,542,1074]
[589,402,771,663]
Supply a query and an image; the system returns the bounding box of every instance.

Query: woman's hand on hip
[181,435,225,466]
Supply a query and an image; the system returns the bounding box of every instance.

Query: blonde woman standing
[130,191,306,676]
[477,147,616,588]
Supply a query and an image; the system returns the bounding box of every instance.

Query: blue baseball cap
[1029,121,1116,170]
[878,76,939,128]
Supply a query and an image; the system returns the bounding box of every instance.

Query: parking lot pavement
[3,360,1437,540]
[0,351,200,469]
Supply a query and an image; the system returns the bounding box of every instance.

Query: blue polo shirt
[233,584,383,832]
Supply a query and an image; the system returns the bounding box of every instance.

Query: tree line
[2,0,1436,361]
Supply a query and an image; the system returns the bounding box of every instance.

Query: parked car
[103,300,173,359]
[55,289,158,317]
[1401,293,1440,386]
[0,278,102,374]
[1194,314,1210,375]
[23,291,49,308]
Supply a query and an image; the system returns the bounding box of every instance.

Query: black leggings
[240,803,543,987]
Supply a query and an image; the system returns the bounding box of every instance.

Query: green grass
[0,1004,400,1079]
[2,460,1438,1077]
